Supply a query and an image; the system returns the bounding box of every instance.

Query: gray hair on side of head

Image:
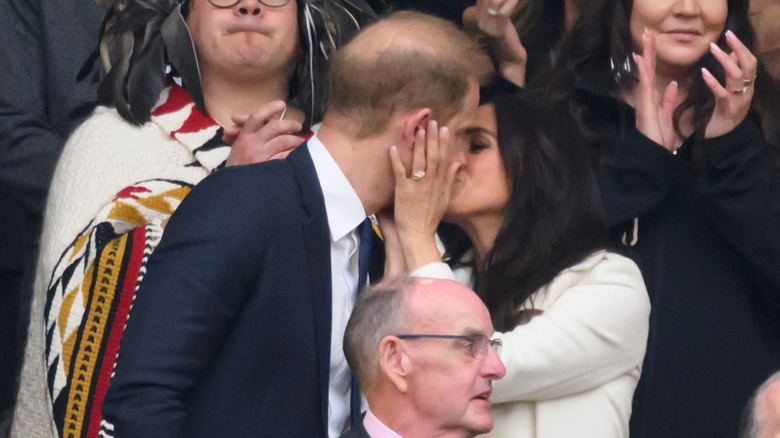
[343,276,417,388]
[740,370,780,438]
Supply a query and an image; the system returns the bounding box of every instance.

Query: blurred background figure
[750,0,780,80]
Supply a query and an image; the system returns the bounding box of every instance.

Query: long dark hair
[442,91,611,331]
[548,0,779,157]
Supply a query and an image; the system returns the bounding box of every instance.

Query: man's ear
[377,336,410,393]
[400,108,432,151]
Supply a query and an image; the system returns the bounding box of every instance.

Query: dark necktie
[350,217,373,426]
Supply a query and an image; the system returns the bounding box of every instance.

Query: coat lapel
[289,145,332,435]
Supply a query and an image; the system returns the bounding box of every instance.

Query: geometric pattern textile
[43,81,227,438]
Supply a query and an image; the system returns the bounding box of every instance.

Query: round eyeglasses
[207,0,291,9]
[395,334,502,359]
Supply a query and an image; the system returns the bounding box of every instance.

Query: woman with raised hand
[462,0,587,87]
[380,88,650,438]
[548,0,780,435]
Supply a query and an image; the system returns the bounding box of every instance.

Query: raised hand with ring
[701,30,758,138]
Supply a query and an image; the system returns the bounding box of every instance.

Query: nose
[236,0,261,15]
[672,0,701,17]
[481,344,506,380]
[452,149,467,169]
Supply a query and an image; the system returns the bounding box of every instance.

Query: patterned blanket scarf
[42,83,228,438]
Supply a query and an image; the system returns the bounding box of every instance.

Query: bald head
[325,11,493,138]
[404,278,493,337]
[742,371,780,438]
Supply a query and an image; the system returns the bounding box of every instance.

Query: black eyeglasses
[207,0,290,9]
[395,334,502,359]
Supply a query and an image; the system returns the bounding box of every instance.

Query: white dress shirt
[307,136,367,437]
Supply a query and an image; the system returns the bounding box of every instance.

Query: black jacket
[577,89,780,437]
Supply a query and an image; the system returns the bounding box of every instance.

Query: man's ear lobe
[378,336,410,393]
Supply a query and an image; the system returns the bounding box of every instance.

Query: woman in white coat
[380,88,650,437]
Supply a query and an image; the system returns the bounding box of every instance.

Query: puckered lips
[224,19,273,36]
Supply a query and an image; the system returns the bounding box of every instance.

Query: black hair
[442,90,611,331]
[548,0,780,160]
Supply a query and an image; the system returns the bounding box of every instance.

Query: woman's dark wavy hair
[441,91,611,332]
[547,0,779,160]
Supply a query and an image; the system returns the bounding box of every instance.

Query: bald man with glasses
[342,277,506,438]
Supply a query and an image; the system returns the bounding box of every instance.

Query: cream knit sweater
[12,89,226,437]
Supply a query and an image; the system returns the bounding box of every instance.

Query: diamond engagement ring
[734,76,756,94]
[412,170,426,180]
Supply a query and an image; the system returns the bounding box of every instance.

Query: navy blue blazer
[102,145,336,437]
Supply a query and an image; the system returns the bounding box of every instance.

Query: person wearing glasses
[12,0,375,437]
[342,276,506,438]
[378,88,650,437]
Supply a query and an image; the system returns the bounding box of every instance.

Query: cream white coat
[412,250,650,438]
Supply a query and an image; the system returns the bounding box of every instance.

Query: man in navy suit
[101,10,492,438]
[341,277,506,438]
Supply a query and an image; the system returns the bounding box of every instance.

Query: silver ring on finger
[412,170,426,180]
[732,86,749,95]
[741,77,755,87]
[486,8,498,15]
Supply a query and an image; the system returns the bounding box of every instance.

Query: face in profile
[445,104,510,226]
[630,0,727,72]
[187,0,300,77]
[402,279,506,436]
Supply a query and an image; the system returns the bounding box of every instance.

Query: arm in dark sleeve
[701,115,780,288]
[597,127,678,226]
[0,0,62,214]
[101,167,269,438]
[0,0,103,214]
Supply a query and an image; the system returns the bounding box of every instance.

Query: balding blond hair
[326,11,493,138]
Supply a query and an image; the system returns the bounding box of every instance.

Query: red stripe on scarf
[85,226,147,438]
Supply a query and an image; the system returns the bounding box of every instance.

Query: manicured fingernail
[670,81,678,86]
[710,42,721,52]
[441,126,448,135]
[726,30,736,40]
[643,27,648,36]
[701,67,711,77]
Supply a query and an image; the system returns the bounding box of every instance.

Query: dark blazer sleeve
[700,116,780,289]
[101,165,275,438]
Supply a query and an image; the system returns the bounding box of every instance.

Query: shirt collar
[307,135,366,242]
[363,407,404,438]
